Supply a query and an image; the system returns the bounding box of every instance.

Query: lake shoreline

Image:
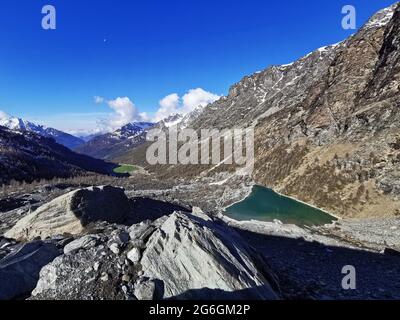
[272,189,342,221]
[223,184,339,227]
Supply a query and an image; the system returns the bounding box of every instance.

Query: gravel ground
[316,218,400,251]
[236,227,400,300]
[1,177,399,300]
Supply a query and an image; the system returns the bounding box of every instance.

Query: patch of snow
[363,3,397,30]
[209,178,229,186]
[161,113,184,128]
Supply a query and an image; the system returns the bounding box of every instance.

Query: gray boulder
[64,235,101,255]
[31,240,126,300]
[140,211,279,300]
[128,220,155,242]
[134,278,157,300]
[5,186,131,241]
[127,247,141,264]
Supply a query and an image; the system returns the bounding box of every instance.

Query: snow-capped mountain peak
[364,2,397,30]
[0,111,85,149]
[113,121,154,138]
[157,105,210,130]
[159,113,184,128]
[74,121,155,159]
[0,111,34,131]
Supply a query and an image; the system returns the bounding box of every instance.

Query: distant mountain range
[74,108,211,160]
[0,111,85,150]
[74,122,154,160]
[0,110,157,161]
[0,126,116,184]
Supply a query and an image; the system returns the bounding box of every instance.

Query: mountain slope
[205,3,400,218]
[74,122,154,160]
[0,126,115,184]
[116,3,400,218]
[249,3,400,218]
[0,111,85,150]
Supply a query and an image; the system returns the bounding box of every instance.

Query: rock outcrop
[5,186,131,241]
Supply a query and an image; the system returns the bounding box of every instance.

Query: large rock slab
[140,211,279,300]
[63,235,101,255]
[0,241,61,300]
[5,186,131,241]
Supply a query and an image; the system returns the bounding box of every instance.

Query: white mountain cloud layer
[153,88,220,122]
[96,88,220,131]
[106,97,141,129]
[1,88,220,136]
[95,96,149,132]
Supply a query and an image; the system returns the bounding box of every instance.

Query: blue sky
[0,0,396,134]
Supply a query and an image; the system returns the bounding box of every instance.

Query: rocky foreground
[0,186,278,300]
[1,184,399,300]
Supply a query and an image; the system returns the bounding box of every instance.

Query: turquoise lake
[225,186,337,226]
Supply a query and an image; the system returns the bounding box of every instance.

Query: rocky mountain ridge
[0,111,85,150]
[74,121,154,160]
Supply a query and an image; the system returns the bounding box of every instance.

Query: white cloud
[90,88,220,132]
[153,93,180,122]
[91,96,147,132]
[139,112,151,122]
[153,88,220,122]
[104,97,144,131]
[181,88,220,114]
[94,96,105,104]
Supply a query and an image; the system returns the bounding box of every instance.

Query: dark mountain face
[116,122,154,137]
[40,127,85,150]
[115,3,400,218]
[74,122,154,160]
[0,126,115,184]
[361,6,400,103]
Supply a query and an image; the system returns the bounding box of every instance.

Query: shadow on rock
[125,197,191,225]
[168,285,278,300]
[0,241,61,300]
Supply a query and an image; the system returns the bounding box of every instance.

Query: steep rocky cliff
[249,3,400,217]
